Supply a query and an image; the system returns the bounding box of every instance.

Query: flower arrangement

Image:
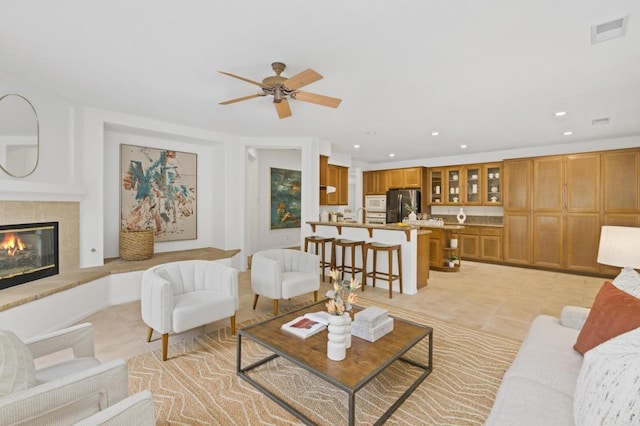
[404,202,418,213]
[326,269,361,315]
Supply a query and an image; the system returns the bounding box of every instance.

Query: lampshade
[597,226,640,268]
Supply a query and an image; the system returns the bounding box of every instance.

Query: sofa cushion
[0,330,35,396]
[574,282,640,354]
[502,315,583,397]
[484,376,574,426]
[574,326,640,426]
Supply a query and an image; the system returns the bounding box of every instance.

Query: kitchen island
[306,221,431,295]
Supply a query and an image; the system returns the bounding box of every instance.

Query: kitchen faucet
[356,207,367,224]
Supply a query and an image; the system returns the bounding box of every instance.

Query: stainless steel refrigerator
[386,189,421,223]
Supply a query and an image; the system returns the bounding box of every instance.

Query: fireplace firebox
[0,222,59,290]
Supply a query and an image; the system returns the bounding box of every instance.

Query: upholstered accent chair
[0,323,153,424]
[251,249,320,316]
[141,260,239,361]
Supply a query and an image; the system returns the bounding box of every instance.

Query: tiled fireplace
[0,222,59,290]
[0,201,79,290]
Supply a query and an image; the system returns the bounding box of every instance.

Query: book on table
[281,311,331,339]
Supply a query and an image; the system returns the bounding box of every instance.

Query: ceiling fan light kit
[218,62,342,119]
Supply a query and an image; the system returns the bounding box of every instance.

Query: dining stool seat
[331,238,366,282]
[364,243,403,298]
[304,235,334,281]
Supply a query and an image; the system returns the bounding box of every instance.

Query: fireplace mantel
[0,181,86,201]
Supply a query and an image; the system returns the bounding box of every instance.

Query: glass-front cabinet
[446,167,463,204]
[465,165,481,205]
[484,163,502,205]
[427,167,443,205]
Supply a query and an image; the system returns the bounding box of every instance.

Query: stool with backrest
[304,235,334,281]
[331,238,366,282]
[364,242,403,298]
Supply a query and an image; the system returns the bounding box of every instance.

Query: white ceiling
[1,1,639,164]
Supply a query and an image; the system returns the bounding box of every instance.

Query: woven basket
[119,229,154,261]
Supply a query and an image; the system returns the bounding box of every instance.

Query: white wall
[103,128,222,258]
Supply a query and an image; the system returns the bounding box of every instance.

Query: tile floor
[78,261,607,363]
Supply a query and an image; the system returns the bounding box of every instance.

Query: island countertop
[306,221,431,241]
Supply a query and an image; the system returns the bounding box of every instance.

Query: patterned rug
[127,301,521,425]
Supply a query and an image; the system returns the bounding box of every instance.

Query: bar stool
[304,235,334,281]
[364,243,403,299]
[331,238,366,282]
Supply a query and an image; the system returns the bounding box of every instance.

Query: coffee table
[237,301,433,425]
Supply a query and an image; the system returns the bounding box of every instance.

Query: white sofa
[486,270,640,425]
[485,306,589,425]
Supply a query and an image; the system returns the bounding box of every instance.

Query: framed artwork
[270,167,301,229]
[120,144,197,242]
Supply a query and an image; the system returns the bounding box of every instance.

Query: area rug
[127,301,521,425]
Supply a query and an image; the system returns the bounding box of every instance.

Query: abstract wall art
[120,144,197,241]
[270,167,301,229]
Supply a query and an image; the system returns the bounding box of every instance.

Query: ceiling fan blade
[292,91,342,108]
[274,98,292,119]
[219,93,265,105]
[218,71,265,87]
[283,69,323,90]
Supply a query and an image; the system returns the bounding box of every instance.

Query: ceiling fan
[218,62,342,119]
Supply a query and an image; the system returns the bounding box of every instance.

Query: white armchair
[0,323,135,425]
[251,249,320,316]
[141,260,239,361]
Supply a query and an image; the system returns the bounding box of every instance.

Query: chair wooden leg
[162,333,169,361]
[314,290,318,302]
[230,314,236,335]
[273,300,279,316]
[252,294,259,310]
[146,327,153,342]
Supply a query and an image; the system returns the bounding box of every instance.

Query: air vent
[592,117,611,125]
[591,16,628,44]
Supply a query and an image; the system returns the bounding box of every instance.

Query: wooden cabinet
[504,159,532,211]
[567,153,601,213]
[363,170,388,195]
[504,212,532,264]
[445,167,463,204]
[460,226,502,261]
[326,164,348,205]
[603,150,639,212]
[363,167,424,199]
[464,165,482,205]
[480,228,502,261]
[484,163,503,205]
[427,163,501,206]
[427,168,444,205]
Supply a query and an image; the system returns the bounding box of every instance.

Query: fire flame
[0,233,26,256]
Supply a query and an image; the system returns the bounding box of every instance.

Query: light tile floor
[80,261,606,363]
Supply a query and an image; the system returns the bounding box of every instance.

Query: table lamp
[597,225,640,275]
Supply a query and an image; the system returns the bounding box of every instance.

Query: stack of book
[351,306,394,342]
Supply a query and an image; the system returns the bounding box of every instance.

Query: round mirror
[0,94,39,177]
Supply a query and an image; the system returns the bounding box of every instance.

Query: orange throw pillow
[574,281,640,354]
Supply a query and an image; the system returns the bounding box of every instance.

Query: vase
[327,314,349,361]
[457,207,466,224]
[344,314,352,349]
[408,212,417,221]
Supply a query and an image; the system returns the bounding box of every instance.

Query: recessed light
[554,111,567,117]
[366,131,377,135]
[389,153,395,158]
[431,131,439,136]
[353,144,360,149]
[563,131,573,136]
[460,144,467,149]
